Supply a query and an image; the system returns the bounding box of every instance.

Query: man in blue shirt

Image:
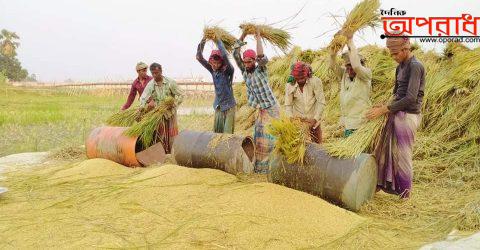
[196,38,236,133]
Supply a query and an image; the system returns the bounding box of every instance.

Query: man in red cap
[285,62,326,143]
[367,34,425,199]
[233,30,279,174]
[121,62,153,110]
[196,38,236,133]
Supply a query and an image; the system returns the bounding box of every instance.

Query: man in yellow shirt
[284,62,326,143]
[330,34,372,137]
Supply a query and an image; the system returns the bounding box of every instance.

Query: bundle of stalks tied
[268,116,311,164]
[203,26,237,52]
[328,0,380,54]
[106,108,144,127]
[239,22,291,51]
[124,97,177,149]
[324,115,386,159]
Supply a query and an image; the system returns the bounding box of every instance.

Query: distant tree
[26,73,37,82]
[0,55,28,81]
[0,29,20,58]
[0,29,29,81]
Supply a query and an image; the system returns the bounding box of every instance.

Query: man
[139,63,184,153]
[196,38,236,133]
[330,34,372,137]
[233,31,279,174]
[366,35,425,199]
[284,62,326,143]
[122,62,153,110]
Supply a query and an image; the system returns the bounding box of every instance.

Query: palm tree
[0,29,20,57]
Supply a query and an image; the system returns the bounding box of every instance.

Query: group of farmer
[121,29,424,199]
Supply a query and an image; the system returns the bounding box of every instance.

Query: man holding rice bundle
[121,62,153,110]
[329,34,372,137]
[138,63,184,153]
[233,30,279,174]
[284,62,326,143]
[196,38,236,133]
[366,35,425,199]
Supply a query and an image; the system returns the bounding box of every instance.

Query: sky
[0,0,479,82]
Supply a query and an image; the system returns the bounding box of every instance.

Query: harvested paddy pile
[0,159,364,249]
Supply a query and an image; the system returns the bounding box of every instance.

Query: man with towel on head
[284,62,326,143]
[233,30,279,174]
[329,33,372,137]
[366,34,425,199]
[196,37,236,133]
[121,62,153,110]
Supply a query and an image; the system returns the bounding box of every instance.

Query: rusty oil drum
[269,142,378,211]
[86,126,141,167]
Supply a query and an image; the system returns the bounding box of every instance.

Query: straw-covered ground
[0,158,365,249]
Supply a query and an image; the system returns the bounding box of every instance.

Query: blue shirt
[196,39,236,111]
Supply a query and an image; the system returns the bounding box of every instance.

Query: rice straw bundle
[106,108,142,127]
[233,83,248,107]
[203,26,237,52]
[124,97,176,148]
[235,105,256,130]
[268,116,310,164]
[239,22,291,51]
[324,116,386,158]
[327,0,380,54]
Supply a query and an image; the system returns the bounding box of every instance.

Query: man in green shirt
[329,34,372,137]
[138,63,184,153]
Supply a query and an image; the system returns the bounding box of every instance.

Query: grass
[0,84,214,157]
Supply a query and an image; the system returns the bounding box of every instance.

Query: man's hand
[306,118,317,126]
[136,107,144,122]
[147,100,156,109]
[240,31,247,41]
[345,31,353,40]
[366,105,389,120]
[255,30,261,40]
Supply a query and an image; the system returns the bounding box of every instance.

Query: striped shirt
[233,40,277,109]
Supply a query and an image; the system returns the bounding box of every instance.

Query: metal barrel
[86,126,142,167]
[172,130,255,175]
[268,142,377,211]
